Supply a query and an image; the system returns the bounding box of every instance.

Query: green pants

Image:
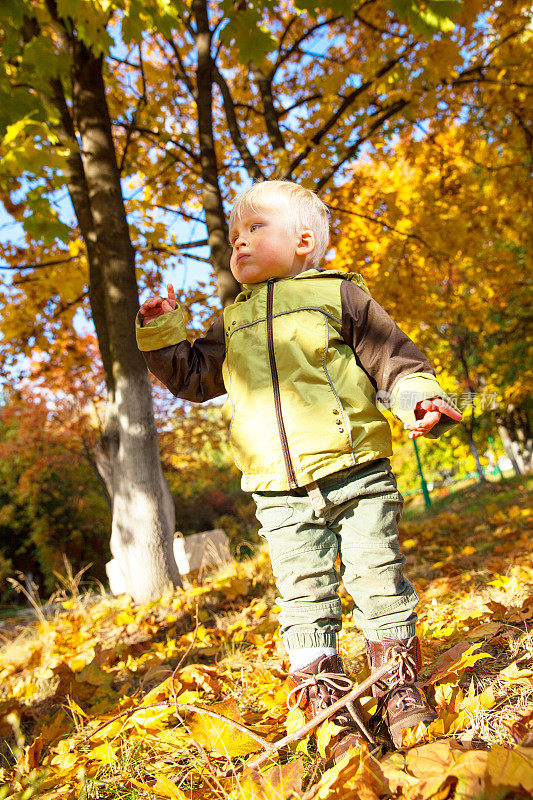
[253,458,418,650]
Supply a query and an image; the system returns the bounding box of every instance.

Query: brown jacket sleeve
[340,280,436,393]
[340,279,460,438]
[141,314,226,403]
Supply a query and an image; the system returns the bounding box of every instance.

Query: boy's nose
[234,235,248,249]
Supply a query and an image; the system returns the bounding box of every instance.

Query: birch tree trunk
[497,403,533,476]
[42,2,181,603]
[71,44,181,603]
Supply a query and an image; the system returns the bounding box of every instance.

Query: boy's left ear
[296,229,315,255]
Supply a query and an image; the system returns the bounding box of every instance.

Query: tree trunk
[497,423,525,476]
[464,428,487,483]
[64,41,181,603]
[496,402,532,476]
[193,0,241,307]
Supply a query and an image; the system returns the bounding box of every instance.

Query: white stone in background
[173,529,230,575]
[106,528,230,595]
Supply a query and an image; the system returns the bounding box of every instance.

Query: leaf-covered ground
[1,475,532,800]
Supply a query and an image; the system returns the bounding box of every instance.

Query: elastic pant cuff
[362,623,416,642]
[283,632,338,650]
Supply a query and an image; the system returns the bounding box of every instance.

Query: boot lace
[286,671,354,712]
[381,644,420,712]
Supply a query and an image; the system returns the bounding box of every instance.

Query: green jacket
[136,269,459,491]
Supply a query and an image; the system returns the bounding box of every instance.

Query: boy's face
[229,204,314,284]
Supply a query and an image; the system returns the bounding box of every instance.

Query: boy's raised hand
[139,283,176,325]
[404,397,463,439]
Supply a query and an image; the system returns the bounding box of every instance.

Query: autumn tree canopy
[0,0,531,598]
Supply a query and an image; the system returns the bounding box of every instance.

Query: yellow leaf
[187,699,262,758]
[175,690,201,704]
[447,686,497,733]
[129,705,175,731]
[49,752,79,772]
[238,759,304,800]
[447,750,489,800]
[114,611,137,626]
[285,704,309,755]
[429,643,492,684]
[487,745,533,792]
[405,739,463,777]
[306,745,385,800]
[488,575,512,588]
[498,661,533,685]
[152,774,188,800]
[285,705,306,736]
[87,741,119,765]
[316,719,346,759]
[466,622,503,639]
[95,720,125,741]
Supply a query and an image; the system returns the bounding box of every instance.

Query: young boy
[136,180,462,759]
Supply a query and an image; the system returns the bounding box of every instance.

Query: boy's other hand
[404,397,463,439]
[139,283,176,325]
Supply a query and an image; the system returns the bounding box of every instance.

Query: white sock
[288,646,337,672]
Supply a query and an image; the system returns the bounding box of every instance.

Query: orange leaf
[428,643,492,685]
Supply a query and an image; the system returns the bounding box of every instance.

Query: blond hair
[229,180,330,269]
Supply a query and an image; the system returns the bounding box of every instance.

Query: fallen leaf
[487,745,533,792]
[285,704,310,755]
[405,739,465,778]
[316,718,346,759]
[86,741,119,765]
[507,710,533,746]
[152,774,189,799]
[428,643,492,685]
[306,745,386,800]
[22,735,43,774]
[240,759,304,800]
[187,698,262,757]
[498,661,533,685]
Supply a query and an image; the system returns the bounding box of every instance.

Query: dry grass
[1,474,532,799]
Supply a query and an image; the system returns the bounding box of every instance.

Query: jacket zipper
[266,280,298,489]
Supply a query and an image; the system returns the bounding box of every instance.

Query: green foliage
[390,0,462,35]
[219,1,278,64]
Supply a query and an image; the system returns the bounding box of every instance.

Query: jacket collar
[237,267,353,302]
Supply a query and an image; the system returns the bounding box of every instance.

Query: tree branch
[212,65,264,180]
[278,93,322,119]
[271,15,343,78]
[164,34,196,97]
[0,256,78,271]
[151,204,206,225]
[354,9,409,38]
[316,98,408,190]
[283,54,407,179]
[118,43,148,173]
[250,62,285,151]
[329,204,435,254]
[113,121,200,164]
[51,291,90,320]
[140,245,212,264]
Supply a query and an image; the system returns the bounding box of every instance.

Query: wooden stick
[220,655,398,776]
[81,653,400,777]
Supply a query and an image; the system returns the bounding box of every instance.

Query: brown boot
[286,653,371,764]
[365,636,437,748]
